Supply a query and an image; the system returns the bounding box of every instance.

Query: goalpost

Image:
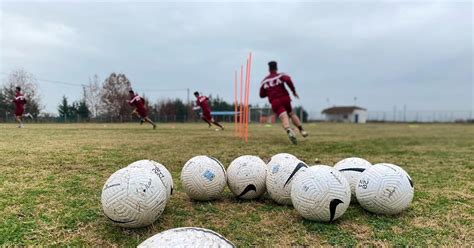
[249,107,275,124]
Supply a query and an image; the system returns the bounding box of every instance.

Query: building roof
[321,106,367,115]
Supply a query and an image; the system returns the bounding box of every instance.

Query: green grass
[0,123,473,246]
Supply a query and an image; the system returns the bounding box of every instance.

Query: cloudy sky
[0,0,472,117]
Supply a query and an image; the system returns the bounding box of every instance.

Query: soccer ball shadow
[227,192,270,204]
[300,217,343,232]
[357,204,413,219]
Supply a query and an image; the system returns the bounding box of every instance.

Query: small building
[321,106,367,123]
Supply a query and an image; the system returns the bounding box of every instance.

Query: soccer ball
[181,156,227,201]
[138,227,235,248]
[333,157,372,203]
[291,165,351,222]
[266,153,299,171]
[128,159,174,199]
[101,167,168,228]
[356,163,414,215]
[227,155,267,199]
[270,153,298,163]
[266,154,307,205]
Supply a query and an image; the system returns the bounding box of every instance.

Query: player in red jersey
[12,86,33,128]
[193,91,224,130]
[128,90,156,129]
[259,61,308,144]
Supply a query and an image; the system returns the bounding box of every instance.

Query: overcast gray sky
[1,0,472,117]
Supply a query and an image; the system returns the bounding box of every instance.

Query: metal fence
[2,110,473,123]
[0,113,243,123]
[308,110,474,123]
[367,110,473,123]
[0,115,189,123]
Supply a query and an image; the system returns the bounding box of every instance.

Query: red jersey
[13,92,26,109]
[196,96,211,113]
[128,94,146,110]
[259,72,296,103]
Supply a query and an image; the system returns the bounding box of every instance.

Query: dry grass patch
[0,123,472,246]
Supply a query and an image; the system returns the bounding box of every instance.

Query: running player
[12,86,33,128]
[128,90,156,129]
[259,61,308,144]
[193,91,224,130]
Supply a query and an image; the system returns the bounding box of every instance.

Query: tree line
[1,69,307,122]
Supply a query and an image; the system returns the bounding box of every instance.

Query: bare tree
[83,74,101,118]
[100,73,132,120]
[1,69,42,118]
[153,98,189,122]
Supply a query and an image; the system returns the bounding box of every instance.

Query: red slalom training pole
[234,70,238,136]
[239,65,244,138]
[243,58,249,140]
[234,52,253,141]
[245,52,252,142]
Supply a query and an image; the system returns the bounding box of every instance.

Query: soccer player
[259,61,308,144]
[193,91,224,130]
[12,86,33,128]
[127,90,156,129]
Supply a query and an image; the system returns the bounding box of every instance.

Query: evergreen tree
[58,96,70,121]
[69,101,78,120]
[293,106,309,123]
[76,100,90,120]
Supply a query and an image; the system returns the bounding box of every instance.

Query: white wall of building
[324,109,367,123]
[325,114,349,122]
[348,109,367,123]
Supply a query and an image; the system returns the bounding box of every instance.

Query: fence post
[300,107,303,123]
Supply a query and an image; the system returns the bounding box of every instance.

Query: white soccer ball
[181,156,227,201]
[101,167,168,228]
[128,159,174,199]
[266,155,307,205]
[227,155,267,199]
[291,165,351,222]
[138,227,235,248]
[356,163,414,215]
[334,157,372,203]
[270,153,298,163]
[266,153,299,171]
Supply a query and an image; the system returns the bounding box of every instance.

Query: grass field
[0,122,473,246]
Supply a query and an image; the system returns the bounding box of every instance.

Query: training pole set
[234,52,252,142]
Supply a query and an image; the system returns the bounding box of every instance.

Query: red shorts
[136,108,148,118]
[202,111,213,122]
[15,107,24,117]
[270,95,292,116]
